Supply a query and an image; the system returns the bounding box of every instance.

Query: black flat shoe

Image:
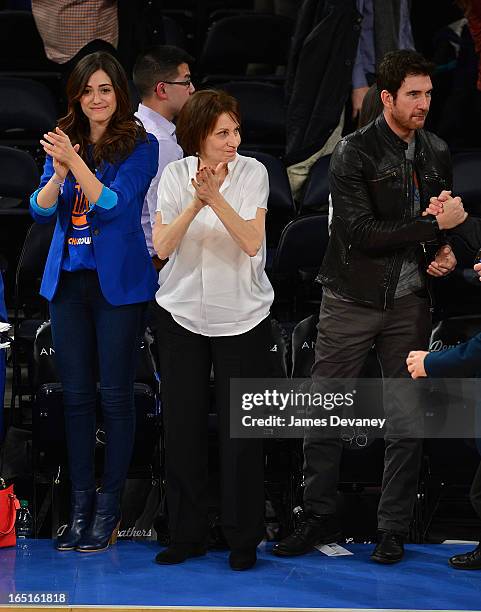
[371,532,404,564]
[155,543,206,565]
[229,548,257,571]
[449,544,481,570]
[272,513,341,557]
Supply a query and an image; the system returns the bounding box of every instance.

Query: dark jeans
[154,304,273,549]
[305,292,431,535]
[49,271,146,494]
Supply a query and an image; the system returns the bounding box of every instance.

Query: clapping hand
[191,163,226,204]
[40,127,80,179]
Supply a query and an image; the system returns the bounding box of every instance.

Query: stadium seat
[10,221,54,417]
[0,146,39,213]
[0,77,57,138]
[240,149,295,247]
[453,151,481,216]
[0,77,57,168]
[198,14,293,84]
[0,10,61,96]
[299,154,331,215]
[0,146,42,309]
[162,15,188,48]
[269,214,329,318]
[420,315,481,540]
[219,81,286,155]
[0,10,56,72]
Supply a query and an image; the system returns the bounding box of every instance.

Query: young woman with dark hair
[30,51,159,553]
[152,89,275,571]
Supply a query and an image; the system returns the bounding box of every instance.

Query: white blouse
[155,154,274,337]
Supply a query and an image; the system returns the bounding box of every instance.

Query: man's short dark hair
[133,45,194,99]
[377,50,435,98]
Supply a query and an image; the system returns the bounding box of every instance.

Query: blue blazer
[30,134,159,306]
[425,334,481,378]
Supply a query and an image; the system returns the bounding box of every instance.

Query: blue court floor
[0,540,480,610]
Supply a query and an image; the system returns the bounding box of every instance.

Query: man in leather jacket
[273,50,467,564]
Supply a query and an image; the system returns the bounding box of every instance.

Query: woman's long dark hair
[58,52,146,167]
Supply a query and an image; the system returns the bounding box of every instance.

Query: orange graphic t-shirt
[61,183,96,271]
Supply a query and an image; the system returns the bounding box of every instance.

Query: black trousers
[470,462,481,530]
[305,292,431,535]
[154,305,274,549]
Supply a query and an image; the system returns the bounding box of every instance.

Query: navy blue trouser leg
[50,271,145,493]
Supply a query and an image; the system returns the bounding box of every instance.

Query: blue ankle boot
[76,490,120,553]
[56,489,95,551]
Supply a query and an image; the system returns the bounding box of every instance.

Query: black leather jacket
[318,114,452,309]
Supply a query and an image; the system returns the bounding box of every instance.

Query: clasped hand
[426,244,456,277]
[40,127,80,180]
[406,350,428,378]
[422,189,467,229]
[422,189,479,277]
[191,163,226,205]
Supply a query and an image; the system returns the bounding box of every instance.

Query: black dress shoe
[449,544,481,570]
[371,532,404,564]
[229,548,257,571]
[272,514,342,557]
[155,543,206,565]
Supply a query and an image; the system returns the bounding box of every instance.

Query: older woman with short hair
[152,89,274,571]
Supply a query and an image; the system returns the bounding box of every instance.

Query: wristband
[51,176,65,187]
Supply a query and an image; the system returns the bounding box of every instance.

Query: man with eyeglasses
[133,45,195,269]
